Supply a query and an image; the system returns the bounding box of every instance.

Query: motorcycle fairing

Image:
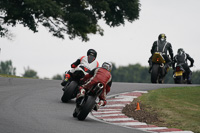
[79,66,90,73]
[152,52,166,64]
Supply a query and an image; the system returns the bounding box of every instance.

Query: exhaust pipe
[97,83,104,89]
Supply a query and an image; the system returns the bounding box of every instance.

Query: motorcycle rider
[148,33,174,75]
[61,49,99,87]
[173,48,194,84]
[76,62,112,111]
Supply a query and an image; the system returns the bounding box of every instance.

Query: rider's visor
[88,55,95,63]
[161,38,165,41]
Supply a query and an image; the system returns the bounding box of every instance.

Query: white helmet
[102,62,112,72]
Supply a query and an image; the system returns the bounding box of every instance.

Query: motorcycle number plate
[175,71,183,76]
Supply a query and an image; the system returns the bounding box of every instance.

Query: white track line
[102,118,134,121]
[160,131,193,133]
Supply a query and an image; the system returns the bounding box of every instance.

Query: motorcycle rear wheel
[77,96,96,121]
[73,108,78,117]
[151,64,160,83]
[174,76,183,84]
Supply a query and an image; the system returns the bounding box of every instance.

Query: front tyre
[61,81,78,103]
[151,64,160,83]
[77,96,96,121]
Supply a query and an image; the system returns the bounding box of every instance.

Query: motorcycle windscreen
[88,55,95,63]
[175,71,183,76]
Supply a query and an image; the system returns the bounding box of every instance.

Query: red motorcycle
[73,83,104,121]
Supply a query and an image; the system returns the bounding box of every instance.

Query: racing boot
[159,79,163,84]
[164,64,170,74]
[187,72,192,84]
[187,80,192,84]
[158,75,164,84]
[61,73,71,86]
[148,66,152,73]
[148,58,152,73]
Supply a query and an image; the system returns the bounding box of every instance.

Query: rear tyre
[77,96,96,121]
[174,76,182,84]
[73,108,78,117]
[151,64,160,83]
[61,81,78,103]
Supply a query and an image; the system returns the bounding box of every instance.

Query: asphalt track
[0,77,197,133]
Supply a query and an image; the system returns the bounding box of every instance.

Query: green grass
[138,86,200,133]
[0,74,39,79]
[0,74,22,78]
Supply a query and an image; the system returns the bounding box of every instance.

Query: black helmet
[87,49,97,58]
[87,49,97,63]
[177,48,185,55]
[158,33,166,41]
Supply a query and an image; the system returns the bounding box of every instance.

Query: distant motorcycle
[61,64,90,103]
[151,52,167,83]
[173,63,187,84]
[73,83,104,121]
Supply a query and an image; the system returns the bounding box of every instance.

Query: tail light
[176,66,180,71]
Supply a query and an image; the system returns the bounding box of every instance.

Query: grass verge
[0,74,22,78]
[137,86,200,133]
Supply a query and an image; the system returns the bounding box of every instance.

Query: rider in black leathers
[173,48,194,84]
[148,33,174,74]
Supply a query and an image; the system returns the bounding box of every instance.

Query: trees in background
[52,74,62,80]
[22,67,39,78]
[0,0,140,41]
[192,71,200,84]
[111,63,200,84]
[0,60,16,75]
[111,63,150,83]
[0,60,199,84]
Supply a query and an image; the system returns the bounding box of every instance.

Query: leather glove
[71,64,76,68]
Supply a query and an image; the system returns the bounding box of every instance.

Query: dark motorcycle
[73,83,104,121]
[151,52,167,83]
[173,63,187,84]
[61,64,90,103]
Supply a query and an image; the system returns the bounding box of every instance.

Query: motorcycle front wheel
[61,81,78,103]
